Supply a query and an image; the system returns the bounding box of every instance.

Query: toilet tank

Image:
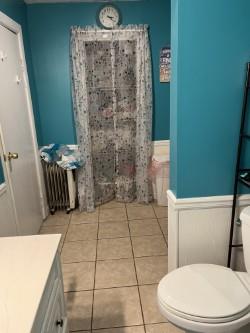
[240,206,250,273]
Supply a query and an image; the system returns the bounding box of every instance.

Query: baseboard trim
[153,140,169,159]
[168,190,250,210]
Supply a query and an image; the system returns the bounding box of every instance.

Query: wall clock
[97,5,121,29]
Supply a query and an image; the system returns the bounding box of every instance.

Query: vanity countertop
[0,234,61,332]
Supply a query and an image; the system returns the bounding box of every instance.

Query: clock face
[98,6,120,29]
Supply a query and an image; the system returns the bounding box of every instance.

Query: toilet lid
[158,264,250,322]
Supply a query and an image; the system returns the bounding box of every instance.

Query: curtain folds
[71,25,153,212]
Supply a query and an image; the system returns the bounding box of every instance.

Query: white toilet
[157,206,250,333]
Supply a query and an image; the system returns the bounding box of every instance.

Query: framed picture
[160,47,171,83]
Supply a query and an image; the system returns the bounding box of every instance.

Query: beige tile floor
[40,201,184,333]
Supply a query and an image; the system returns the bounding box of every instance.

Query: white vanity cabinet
[32,253,68,333]
[0,234,68,333]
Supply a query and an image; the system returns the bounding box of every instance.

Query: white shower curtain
[71,25,152,212]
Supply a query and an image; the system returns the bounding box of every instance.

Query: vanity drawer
[32,253,67,333]
[42,280,67,333]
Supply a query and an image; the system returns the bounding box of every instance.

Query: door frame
[0,11,48,219]
[0,124,19,234]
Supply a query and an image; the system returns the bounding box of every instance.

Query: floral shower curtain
[71,25,152,212]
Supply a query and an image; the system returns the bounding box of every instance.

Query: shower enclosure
[71,25,152,211]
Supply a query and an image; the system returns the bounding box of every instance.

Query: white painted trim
[167,190,250,210]
[153,140,169,159]
[0,183,6,197]
[17,17,48,219]
[0,123,20,233]
[153,140,169,147]
[167,192,179,271]
[0,12,20,34]
[167,190,248,272]
[0,11,47,220]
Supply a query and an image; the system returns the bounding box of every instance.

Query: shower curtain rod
[79,28,145,33]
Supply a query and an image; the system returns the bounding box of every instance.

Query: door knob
[7,152,18,160]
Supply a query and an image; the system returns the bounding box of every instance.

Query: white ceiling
[24,0,141,3]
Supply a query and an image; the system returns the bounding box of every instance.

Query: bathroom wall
[26,0,171,145]
[0,0,27,30]
[170,0,250,198]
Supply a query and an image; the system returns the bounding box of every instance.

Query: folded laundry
[40,144,84,170]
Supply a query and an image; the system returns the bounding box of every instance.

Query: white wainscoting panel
[168,193,179,271]
[153,140,169,159]
[168,190,248,272]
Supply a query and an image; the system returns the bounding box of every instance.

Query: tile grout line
[151,204,168,246]
[91,323,149,332]
[64,280,166,294]
[63,217,159,226]
[69,321,170,333]
[57,204,168,332]
[156,218,168,247]
[152,205,157,220]
[59,211,72,255]
[64,233,167,244]
[61,253,168,265]
[126,203,146,333]
[69,322,169,333]
[60,210,76,330]
[61,213,162,226]
[90,206,100,331]
[64,212,166,245]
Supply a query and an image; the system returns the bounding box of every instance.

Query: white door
[0,23,42,235]
[0,132,18,236]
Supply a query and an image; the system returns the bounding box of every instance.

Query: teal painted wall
[0,0,26,27]
[0,0,42,145]
[26,0,171,145]
[170,0,250,198]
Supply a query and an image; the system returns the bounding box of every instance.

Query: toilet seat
[158,264,250,325]
[158,297,249,324]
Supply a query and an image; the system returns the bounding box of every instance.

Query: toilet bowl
[157,206,250,333]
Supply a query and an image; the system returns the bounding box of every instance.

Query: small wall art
[160,46,171,83]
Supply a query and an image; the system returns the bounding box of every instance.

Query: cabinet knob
[56,319,64,327]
